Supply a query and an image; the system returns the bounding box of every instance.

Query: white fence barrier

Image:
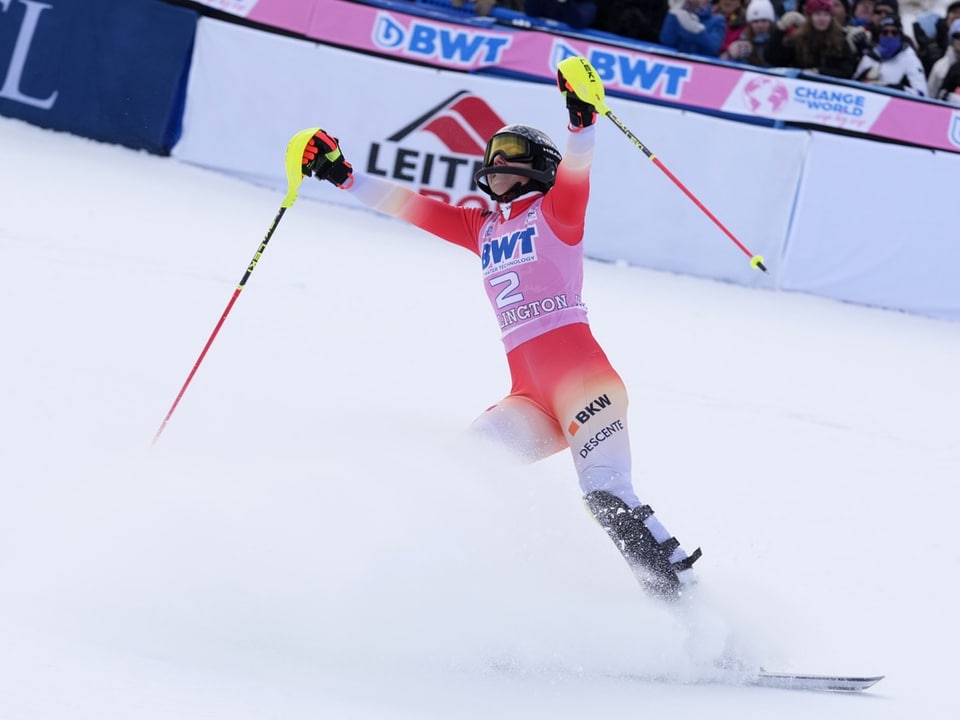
[174,17,960,321]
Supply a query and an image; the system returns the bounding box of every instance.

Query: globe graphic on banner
[742,76,789,115]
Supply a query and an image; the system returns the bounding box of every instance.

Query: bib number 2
[489,271,523,308]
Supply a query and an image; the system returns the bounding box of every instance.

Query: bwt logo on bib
[481,227,537,272]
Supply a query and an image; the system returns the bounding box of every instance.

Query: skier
[300,70,701,601]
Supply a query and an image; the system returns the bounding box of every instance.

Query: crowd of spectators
[444,0,960,104]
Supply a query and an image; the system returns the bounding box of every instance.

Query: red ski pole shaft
[152,127,321,445]
[603,108,767,273]
[555,57,766,272]
[151,206,287,446]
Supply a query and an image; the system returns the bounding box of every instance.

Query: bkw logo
[567,394,613,436]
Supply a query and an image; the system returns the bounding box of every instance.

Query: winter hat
[877,14,902,31]
[805,0,832,13]
[746,0,776,22]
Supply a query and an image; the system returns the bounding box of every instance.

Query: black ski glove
[302,130,353,187]
[557,69,597,129]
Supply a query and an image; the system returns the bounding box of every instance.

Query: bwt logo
[553,42,690,99]
[0,0,58,109]
[373,11,511,66]
[567,394,613,436]
[481,227,536,271]
[950,112,960,149]
[367,91,505,208]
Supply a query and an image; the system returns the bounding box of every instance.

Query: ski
[749,669,885,692]
[608,665,885,693]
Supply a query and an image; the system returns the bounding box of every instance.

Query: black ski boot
[584,490,701,601]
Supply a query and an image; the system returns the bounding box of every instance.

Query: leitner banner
[184,0,960,155]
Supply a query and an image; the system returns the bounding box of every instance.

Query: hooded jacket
[854,39,928,95]
[659,0,727,57]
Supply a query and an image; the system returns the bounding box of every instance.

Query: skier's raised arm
[301,130,486,255]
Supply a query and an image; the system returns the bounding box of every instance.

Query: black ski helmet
[474,124,562,203]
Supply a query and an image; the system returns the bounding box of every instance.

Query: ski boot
[585,490,701,601]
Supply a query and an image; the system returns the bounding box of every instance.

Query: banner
[175,19,801,290]
[181,0,960,156]
[0,0,197,154]
[174,17,960,321]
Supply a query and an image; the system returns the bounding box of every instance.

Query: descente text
[578,419,625,458]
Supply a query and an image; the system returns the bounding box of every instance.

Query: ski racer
[300,69,701,601]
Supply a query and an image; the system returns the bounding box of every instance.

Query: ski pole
[557,56,767,273]
[152,128,321,445]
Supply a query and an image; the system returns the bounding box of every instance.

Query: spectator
[765,0,858,78]
[594,0,669,43]
[829,0,849,27]
[936,58,960,104]
[714,0,748,55]
[928,18,960,100]
[871,0,896,29]
[913,1,960,75]
[450,0,523,16]
[870,0,919,53]
[850,0,873,27]
[853,15,927,95]
[659,0,727,57]
[723,0,777,65]
[841,0,872,62]
[825,0,873,64]
[524,0,597,28]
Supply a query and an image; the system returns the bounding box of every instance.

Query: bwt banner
[185,0,960,155]
[0,0,197,154]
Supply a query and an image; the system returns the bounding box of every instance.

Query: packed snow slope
[1,116,958,719]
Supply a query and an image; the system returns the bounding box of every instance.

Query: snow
[1,114,958,719]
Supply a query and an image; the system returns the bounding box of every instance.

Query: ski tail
[751,670,885,692]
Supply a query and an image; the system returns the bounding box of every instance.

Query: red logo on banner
[368,91,507,209]
[388,91,506,155]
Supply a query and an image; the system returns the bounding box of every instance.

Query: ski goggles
[482,133,534,166]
